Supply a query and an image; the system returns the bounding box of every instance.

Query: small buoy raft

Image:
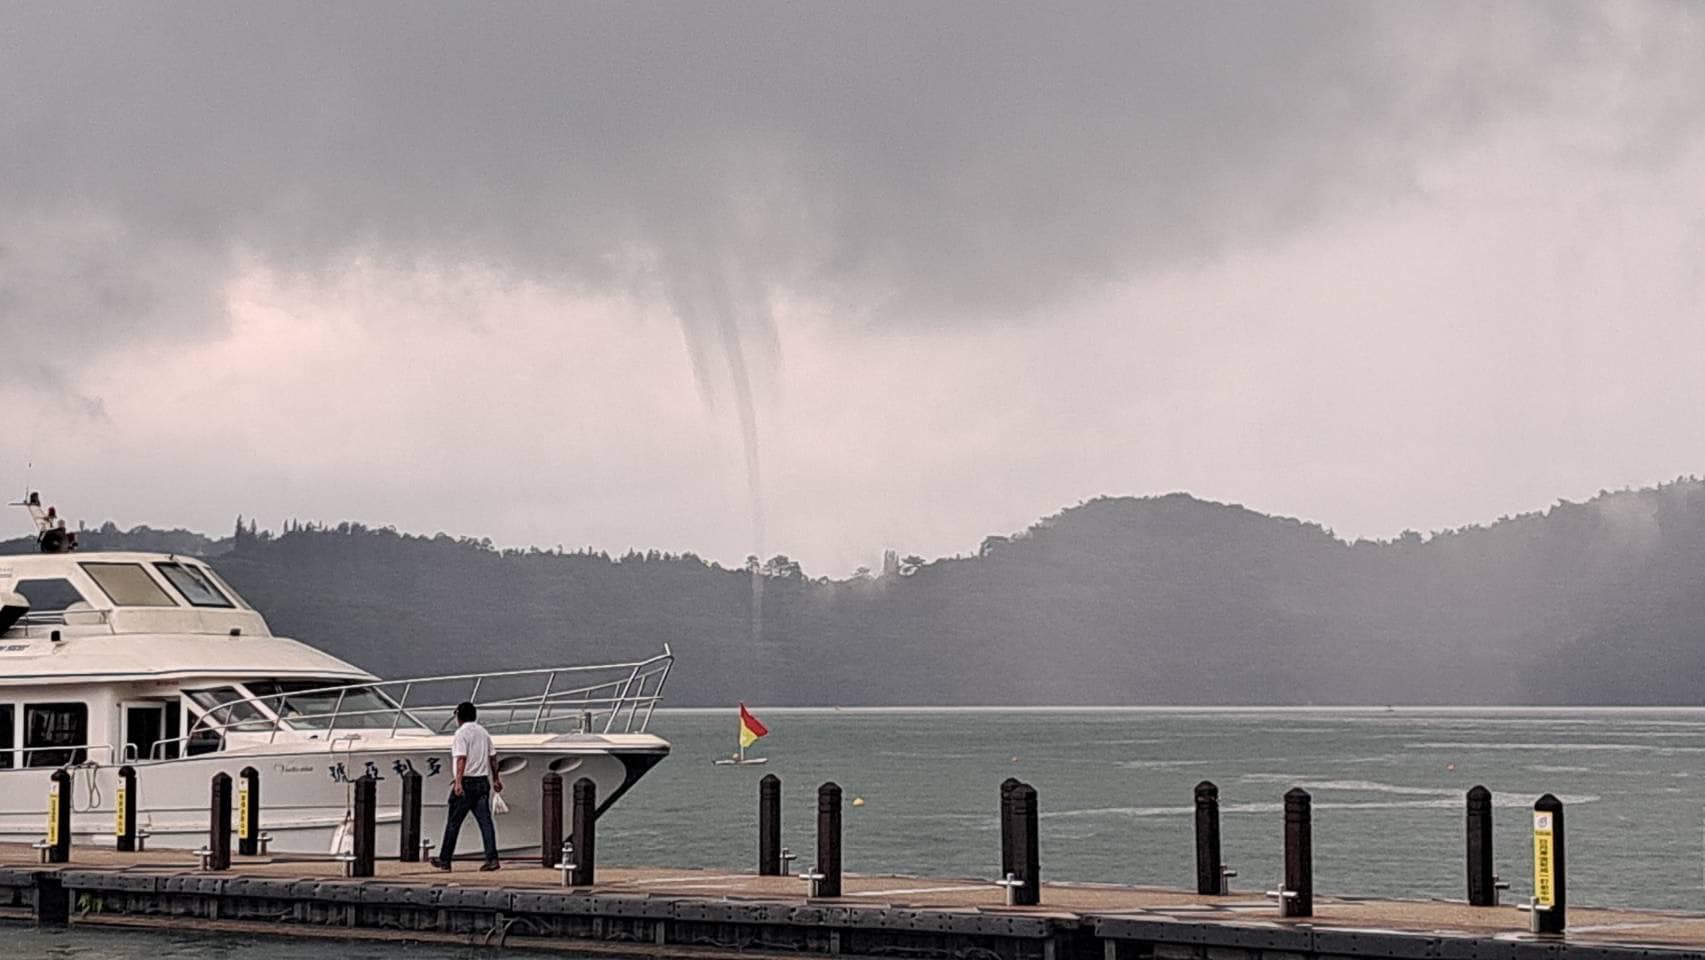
[714,703,770,765]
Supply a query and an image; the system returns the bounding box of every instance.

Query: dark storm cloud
[7,0,1686,359]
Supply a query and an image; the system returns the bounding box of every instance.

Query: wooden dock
[7,844,1705,960]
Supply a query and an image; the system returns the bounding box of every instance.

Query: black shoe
[479,859,501,872]
[429,857,451,871]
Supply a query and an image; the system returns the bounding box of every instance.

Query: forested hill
[7,480,1705,706]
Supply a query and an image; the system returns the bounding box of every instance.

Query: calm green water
[601,708,1701,910]
[14,708,1705,957]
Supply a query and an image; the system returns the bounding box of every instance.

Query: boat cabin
[0,550,415,770]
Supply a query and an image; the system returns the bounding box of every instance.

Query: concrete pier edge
[8,865,1705,960]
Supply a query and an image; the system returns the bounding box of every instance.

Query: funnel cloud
[1,2,1701,574]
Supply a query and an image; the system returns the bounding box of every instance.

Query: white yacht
[0,493,672,856]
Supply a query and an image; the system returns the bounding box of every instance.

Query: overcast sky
[2,2,1702,575]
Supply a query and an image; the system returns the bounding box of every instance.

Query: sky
[2,2,1702,576]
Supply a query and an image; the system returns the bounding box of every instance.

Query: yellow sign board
[47,782,60,847]
[1533,811,1555,907]
[116,784,128,836]
[238,783,251,840]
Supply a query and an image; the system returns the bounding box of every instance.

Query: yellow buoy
[851,797,865,807]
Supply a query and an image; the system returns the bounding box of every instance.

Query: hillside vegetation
[7,480,1704,705]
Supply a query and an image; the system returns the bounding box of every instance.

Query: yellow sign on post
[1533,811,1555,907]
[116,784,128,836]
[47,781,61,847]
[238,783,251,840]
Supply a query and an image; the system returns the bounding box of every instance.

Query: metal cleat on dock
[1517,898,1553,933]
[798,866,827,898]
[555,840,577,887]
[1218,866,1237,894]
[995,871,1024,906]
[779,846,797,875]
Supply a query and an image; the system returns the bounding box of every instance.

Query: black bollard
[816,782,843,898]
[237,766,261,856]
[351,774,377,877]
[48,768,72,864]
[1009,782,1040,906]
[116,765,138,852]
[999,777,1021,881]
[1195,780,1226,894]
[541,772,564,869]
[208,772,232,871]
[1282,787,1312,917]
[570,777,597,886]
[399,768,423,862]
[758,774,782,875]
[1532,794,1565,934]
[1466,785,1495,906]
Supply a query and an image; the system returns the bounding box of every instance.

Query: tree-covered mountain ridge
[7,479,1704,706]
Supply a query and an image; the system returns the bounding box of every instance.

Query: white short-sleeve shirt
[451,721,495,777]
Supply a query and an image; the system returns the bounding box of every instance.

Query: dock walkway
[6,844,1705,959]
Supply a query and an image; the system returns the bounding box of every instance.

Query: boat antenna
[8,489,77,554]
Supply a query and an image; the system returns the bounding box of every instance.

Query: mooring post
[1529,794,1566,934]
[758,773,782,875]
[1009,781,1040,906]
[1195,780,1227,894]
[237,766,261,856]
[350,774,377,877]
[1466,785,1498,905]
[570,777,597,886]
[1281,787,1312,917]
[541,771,564,869]
[47,768,72,864]
[208,772,232,871]
[399,767,423,862]
[999,777,1021,880]
[116,765,138,853]
[816,781,843,897]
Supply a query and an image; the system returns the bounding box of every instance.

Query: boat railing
[16,742,117,767]
[161,646,674,757]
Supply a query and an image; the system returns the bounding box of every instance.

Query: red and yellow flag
[738,703,769,749]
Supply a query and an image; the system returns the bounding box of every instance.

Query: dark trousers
[440,775,499,863]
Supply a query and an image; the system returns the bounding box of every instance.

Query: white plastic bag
[491,791,510,815]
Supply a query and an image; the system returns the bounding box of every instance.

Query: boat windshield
[185,687,268,725]
[244,678,422,731]
[154,562,234,608]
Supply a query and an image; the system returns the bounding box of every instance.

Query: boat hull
[0,733,667,857]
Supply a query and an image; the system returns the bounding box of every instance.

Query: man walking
[431,701,503,871]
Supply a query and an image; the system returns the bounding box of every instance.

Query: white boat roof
[0,549,373,687]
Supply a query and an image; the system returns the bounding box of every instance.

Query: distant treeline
[7,479,1705,706]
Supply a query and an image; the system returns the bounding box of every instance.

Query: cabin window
[0,705,13,769]
[154,562,234,608]
[24,702,88,767]
[11,578,89,613]
[80,563,176,607]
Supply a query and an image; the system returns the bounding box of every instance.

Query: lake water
[12,707,1705,957]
